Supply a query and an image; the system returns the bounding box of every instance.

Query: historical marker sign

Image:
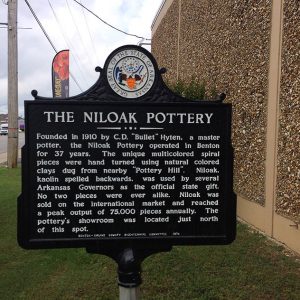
[18,45,236,250]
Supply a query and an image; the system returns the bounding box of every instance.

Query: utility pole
[7,0,18,168]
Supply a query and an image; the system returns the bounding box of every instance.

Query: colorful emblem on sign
[106,48,155,98]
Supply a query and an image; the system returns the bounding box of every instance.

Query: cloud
[0,0,162,115]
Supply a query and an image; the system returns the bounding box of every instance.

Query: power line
[48,0,89,87]
[0,22,32,29]
[24,0,57,52]
[78,0,100,65]
[65,0,95,67]
[73,0,151,41]
[0,26,32,29]
[24,0,83,92]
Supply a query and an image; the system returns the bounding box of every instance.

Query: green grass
[1,167,300,299]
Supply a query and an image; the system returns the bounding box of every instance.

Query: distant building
[0,114,8,123]
[0,114,25,130]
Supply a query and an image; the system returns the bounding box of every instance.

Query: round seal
[106,47,156,99]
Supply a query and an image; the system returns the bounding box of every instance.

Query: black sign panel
[18,100,235,249]
[18,45,236,250]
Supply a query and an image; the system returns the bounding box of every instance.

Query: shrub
[167,77,216,100]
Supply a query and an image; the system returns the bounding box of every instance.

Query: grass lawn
[0,167,300,299]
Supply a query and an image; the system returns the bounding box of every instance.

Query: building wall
[151,0,179,83]
[152,0,300,254]
[277,1,300,224]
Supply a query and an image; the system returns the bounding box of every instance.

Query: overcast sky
[0,0,162,116]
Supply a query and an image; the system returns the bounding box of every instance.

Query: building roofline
[151,0,174,36]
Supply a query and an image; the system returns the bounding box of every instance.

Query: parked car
[19,123,25,131]
[0,123,8,135]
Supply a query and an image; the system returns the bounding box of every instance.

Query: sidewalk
[0,150,22,165]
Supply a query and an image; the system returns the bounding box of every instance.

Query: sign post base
[86,246,172,299]
[119,286,140,300]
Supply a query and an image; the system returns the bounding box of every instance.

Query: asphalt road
[0,132,25,154]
